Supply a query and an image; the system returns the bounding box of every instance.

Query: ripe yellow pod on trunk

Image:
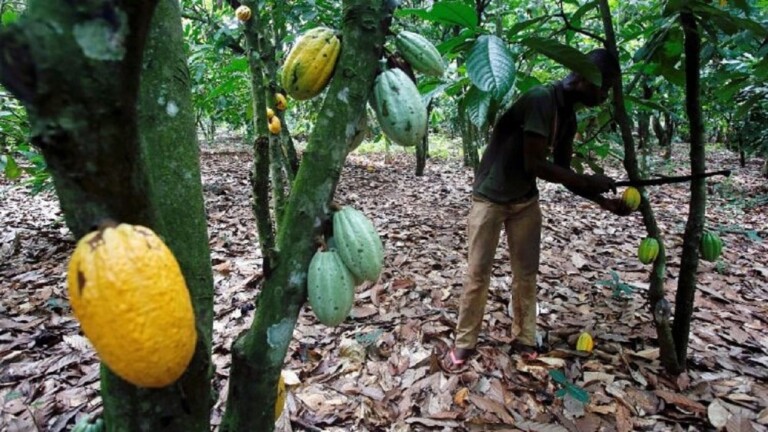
[268,116,282,134]
[67,223,196,388]
[235,5,252,22]
[280,27,340,100]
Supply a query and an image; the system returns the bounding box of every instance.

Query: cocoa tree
[671,6,707,371]
[220,1,395,429]
[596,0,680,373]
[0,0,215,430]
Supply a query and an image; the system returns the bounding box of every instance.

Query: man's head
[563,48,621,107]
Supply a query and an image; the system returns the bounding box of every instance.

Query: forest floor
[1,145,767,432]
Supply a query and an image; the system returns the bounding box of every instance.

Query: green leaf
[659,63,685,86]
[463,86,492,128]
[466,35,515,98]
[565,382,591,404]
[519,37,601,87]
[734,93,763,120]
[714,77,749,102]
[730,0,751,13]
[437,28,476,55]
[1,10,19,25]
[397,2,478,29]
[572,1,598,23]
[1,155,22,180]
[224,57,249,73]
[691,3,768,38]
[755,56,768,79]
[505,16,549,39]
[419,81,450,106]
[548,369,568,384]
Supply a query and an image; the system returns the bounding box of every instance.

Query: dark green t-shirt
[473,83,577,203]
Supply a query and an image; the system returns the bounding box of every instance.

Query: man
[446,48,631,368]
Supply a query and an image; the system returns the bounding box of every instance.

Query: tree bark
[459,104,480,170]
[597,0,681,374]
[240,4,276,274]
[416,100,432,176]
[0,1,159,231]
[219,1,394,431]
[1,0,215,429]
[672,9,707,370]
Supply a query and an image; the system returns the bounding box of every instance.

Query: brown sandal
[509,341,539,361]
[441,347,475,372]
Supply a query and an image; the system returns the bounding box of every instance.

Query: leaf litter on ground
[0,147,766,431]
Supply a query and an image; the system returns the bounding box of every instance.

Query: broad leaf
[519,37,601,87]
[466,35,515,98]
[463,86,492,128]
[418,81,450,106]
[397,2,478,29]
[437,28,476,55]
[549,369,568,384]
[734,93,764,120]
[565,383,591,404]
[505,16,548,39]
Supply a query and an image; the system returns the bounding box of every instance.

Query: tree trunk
[672,10,707,370]
[241,5,276,274]
[1,0,215,429]
[459,104,480,170]
[416,101,432,176]
[219,1,394,431]
[598,0,681,374]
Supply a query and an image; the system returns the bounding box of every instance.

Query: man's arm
[523,132,632,215]
[523,132,614,197]
[551,135,611,206]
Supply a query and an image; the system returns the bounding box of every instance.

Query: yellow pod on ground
[576,332,594,352]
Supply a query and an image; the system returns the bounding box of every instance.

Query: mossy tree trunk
[239,1,277,274]
[219,1,394,431]
[672,9,707,370]
[270,2,300,183]
[598,0,682,374]
[0,0,215,430]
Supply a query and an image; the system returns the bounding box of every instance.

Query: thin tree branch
[615,170,730,187]
[555,0,606,44]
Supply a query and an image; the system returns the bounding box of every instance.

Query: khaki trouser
[455,194,542,348]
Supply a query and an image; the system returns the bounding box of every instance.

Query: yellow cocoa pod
[67,223,196,388]
[621,187,641,211]
[280,27,340,100]
[576,332,594,352]
[275,373,286,420]
[275,93,288,111]
[235,5,252,22]
[267,108,275,120]
[268,116,282,134]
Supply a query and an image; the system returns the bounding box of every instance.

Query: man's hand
[582,173,617,196]
[600,197,634,216]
